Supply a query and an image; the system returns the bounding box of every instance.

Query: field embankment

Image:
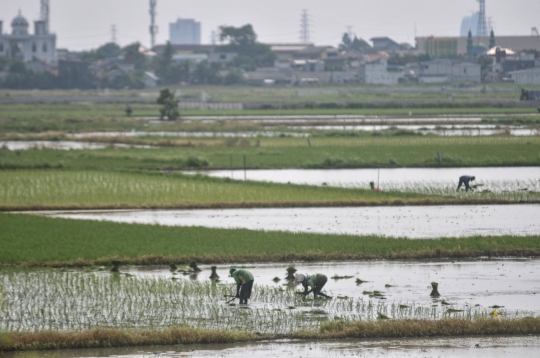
[1,318,539,352]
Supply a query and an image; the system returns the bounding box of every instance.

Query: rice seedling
[0,270,532,335]
[0,170,430,209]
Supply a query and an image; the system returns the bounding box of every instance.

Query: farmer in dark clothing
[294,273,332,299]
[230,268,254,304]
[457,175,476,192]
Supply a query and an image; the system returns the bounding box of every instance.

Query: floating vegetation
[446,309,465,313]
[356,278,368,285]
[385,284,395,288]
[169,264,177,272]
[273,277,281,282]
[331,275,354,280]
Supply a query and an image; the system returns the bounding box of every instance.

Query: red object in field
[375,187,381,192]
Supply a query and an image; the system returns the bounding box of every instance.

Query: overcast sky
[1,0,539,51]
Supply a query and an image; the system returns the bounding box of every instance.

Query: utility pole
[149,0,158,48]
[40,0,50,33]
[111,25,117,43]
[300,9,311,44]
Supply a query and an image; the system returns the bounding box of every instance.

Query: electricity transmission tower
[300,9,311,44]
[111,25,117,43]
[40,0,50,33]
[476,0,487,37]
[149,0,158,48]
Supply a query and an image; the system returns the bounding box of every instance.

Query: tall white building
[0,11,56,64]
[169,18,201,45]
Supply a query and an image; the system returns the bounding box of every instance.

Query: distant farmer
[294,273,332,299]
[230,268,254,304]
[457,175,476,192]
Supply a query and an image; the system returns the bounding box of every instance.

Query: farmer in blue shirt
[457,175,476,192]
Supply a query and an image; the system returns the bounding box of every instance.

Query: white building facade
[0,11,56,64]
[169,18,201,45]
[418,59,480,83]
[361,58,404,85]
[509,68,540,85]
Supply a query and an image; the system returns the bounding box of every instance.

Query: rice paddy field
[2,87,540,354]
[0,170,432,209]
[0,269,532,334]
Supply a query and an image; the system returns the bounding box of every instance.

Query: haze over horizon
[1,0,539,51]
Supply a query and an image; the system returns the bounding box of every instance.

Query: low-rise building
[360,58,404,85]
[508,67,540,85]
[418,59,481,83]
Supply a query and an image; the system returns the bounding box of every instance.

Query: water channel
[34,204,540,238]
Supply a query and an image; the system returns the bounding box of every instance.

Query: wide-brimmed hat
[294,273,306,285]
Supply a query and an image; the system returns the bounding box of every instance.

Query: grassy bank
[2,136,540,170]
[1,318,539,352]
[1,213,539,265]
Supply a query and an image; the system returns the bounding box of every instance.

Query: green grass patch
[1,213,539,265]
[2,136,540,170]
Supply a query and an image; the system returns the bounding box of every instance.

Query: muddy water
[127,259,540,312]
[2,336,539,357]
[0,141,151,150]
[39,204,540,238]
[185,167,540,191]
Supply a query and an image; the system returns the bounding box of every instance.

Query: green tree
[156,88,179,121]
[218,24,275,70]
[122,42,147,69]
[339,33,352,51]
[154,42,175,83]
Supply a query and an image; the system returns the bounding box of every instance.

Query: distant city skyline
[0,0,539,51]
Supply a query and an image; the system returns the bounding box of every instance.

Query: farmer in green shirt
[294,273,332,299]
[230,268,254,304]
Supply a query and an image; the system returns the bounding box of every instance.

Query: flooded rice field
[186,167,540,195]
[3,336,538,358]
[68,124,537,139]
[1,260,538,333]
[0,141,151,150]
[126,259,540,312]
[37,204,540,238]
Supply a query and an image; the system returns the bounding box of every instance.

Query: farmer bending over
[457,175,476,192]
[230,268,254,304]
[294,273,332,299]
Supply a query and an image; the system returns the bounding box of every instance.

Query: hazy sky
[1,0,539,51]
